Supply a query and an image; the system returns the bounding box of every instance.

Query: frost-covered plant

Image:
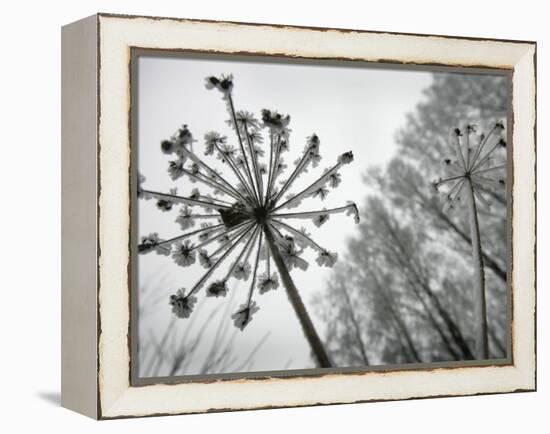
[433,122,506,359]
[138,74,359,367]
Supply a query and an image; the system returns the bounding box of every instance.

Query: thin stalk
[471,174,503,188]
[469,125,499,169]
[213,142,257,205]
[242,227,260,264]
[444,177,465,198]
[183,214,223,219]
[408,182,506,281]
[180,147,253,205]
[266,135,283,200]
[464,176,489,359]
[435,174,465,188]
[443,179,466,212]
[227,94,260,203]
[272,219,324,252]
[473,164,506,175]
[273,161,343,211]
[191,221,253,252]
[225,226,261,280]
[246,232,263,305]
[263,225,332,368]
[265,132,276,203]
[266,133,289,204]
[471,140,503,172]
[450,130,467,170]
[273,204,353,220]
[154,223,225,248]
[142,189,235,211]
[208,224,254,258]
[244,126,264,206]
[188,226,254,296]
[272,150,312,205]
[465,125,471,169]
[186,169,247,204]
[195,194,234,207]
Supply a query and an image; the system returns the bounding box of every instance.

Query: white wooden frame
[61,13,536,419]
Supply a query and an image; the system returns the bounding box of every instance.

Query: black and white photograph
[2,0,545,429]
[133,53,510,379]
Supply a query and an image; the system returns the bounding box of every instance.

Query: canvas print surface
[133,53,510,380]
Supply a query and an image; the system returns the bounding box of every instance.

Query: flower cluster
[432,122,506,211]
[139,74,359,330]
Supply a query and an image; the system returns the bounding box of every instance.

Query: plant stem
[273,161,343,211]
[227,94,260,204]
[273,148,311,204]
[243,126,264,206]
[213,142,257,205]
[263,225,332,368]
[464,176,489,359]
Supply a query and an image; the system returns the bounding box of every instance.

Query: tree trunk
[340,283,370,365]
[388,304,422,363]
[383,225,473,360]
[264,226,332,368]
[370,271,422,363]
[464,177,489,359]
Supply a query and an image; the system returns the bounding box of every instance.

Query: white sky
[136,53,433,377]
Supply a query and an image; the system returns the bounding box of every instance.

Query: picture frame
[61,13,536,419]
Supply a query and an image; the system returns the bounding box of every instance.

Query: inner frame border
[128,48,514,387]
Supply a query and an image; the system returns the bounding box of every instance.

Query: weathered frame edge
[61,13,100,419]
[89,13,537,420]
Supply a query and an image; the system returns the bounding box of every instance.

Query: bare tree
[313,73,508,365]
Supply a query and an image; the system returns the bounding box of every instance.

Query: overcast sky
[136,53,433,377]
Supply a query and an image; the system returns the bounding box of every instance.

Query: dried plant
[138,74,359,367]
[433,122,506,358]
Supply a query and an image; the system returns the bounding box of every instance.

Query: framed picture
[61,13,536,419]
